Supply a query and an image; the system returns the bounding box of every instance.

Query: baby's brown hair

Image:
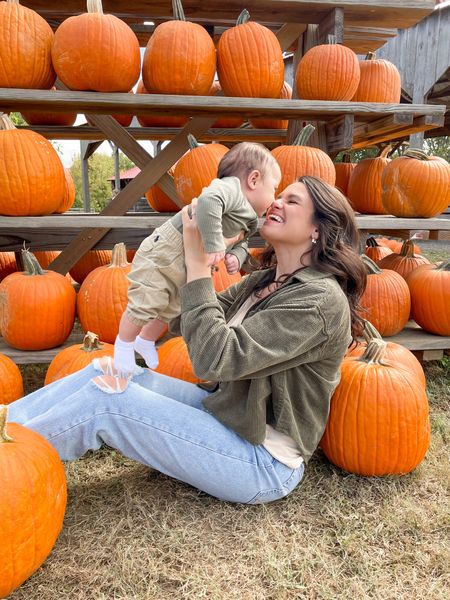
[217,142,279,181]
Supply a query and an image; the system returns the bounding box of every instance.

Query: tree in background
[70,152,135,212]
[425,136,450,162]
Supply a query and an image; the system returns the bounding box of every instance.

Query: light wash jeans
[8,363,304,504]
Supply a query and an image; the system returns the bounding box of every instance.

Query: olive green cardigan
[171,267,352,463]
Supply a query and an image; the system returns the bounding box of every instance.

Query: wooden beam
[276,23,307,52]
[81,140,103,160]
[352,114,445,149]
[317,7,345,44]
[325,115,354,154]
[353,113,414,141]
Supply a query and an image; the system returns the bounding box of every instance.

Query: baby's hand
[206,251,225,266]
[225,253,240,275]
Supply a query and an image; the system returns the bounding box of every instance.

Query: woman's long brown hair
[253,176,367,341]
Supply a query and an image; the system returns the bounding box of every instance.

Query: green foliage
[70,152,135,212]
[334,147,380,162]
[425,136,450,162]
[8,112,26,126]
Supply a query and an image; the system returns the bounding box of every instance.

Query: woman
[7,176,366,504]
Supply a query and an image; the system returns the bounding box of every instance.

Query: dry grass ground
[9,243,450,600]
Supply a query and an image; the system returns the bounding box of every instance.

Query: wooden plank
[325,115,354,154]
[47,117,216,274]
[352,114,445,149]
[388,321,450,351]
[353,113,414,141]
[317,7,344,44]
[276,23,307,52]
[0,330,84,364]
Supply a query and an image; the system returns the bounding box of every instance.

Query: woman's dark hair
[253,175,367,340]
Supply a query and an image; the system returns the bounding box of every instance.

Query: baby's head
[218,143,281,217]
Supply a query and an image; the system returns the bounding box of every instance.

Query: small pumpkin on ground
[377,239,430,280]
[0,353,24,404]
[352,52,401,103]
[347,146,391,215]
[334,153,357,197]
[364,236,393,263]
[321,338,430,476]
[155,336,203,384]
[0,405,67,598]
[45,331,114,385]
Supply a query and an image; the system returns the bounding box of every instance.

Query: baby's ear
[91,375,130,394]
[247,169,261,189]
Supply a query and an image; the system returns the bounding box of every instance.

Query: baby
[114,141,281,374]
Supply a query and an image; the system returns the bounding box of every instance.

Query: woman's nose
[273,197,283,208]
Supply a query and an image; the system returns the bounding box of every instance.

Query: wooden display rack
[1,0,449,363]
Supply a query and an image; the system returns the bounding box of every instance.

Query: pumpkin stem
[366,236,382,248]
[361,254,382,274]
[0,406,14,443]
[359,338,388,365]
[0,114,16,130]
[87,0,104,14]
[293,124,316,146]
[110,242,129,267]
[379,145,393,158]
[81,331,104,352]
[403,149,430,161]
[326,34,337,45]
[187,133,199,149]
[400,239,416,258]
[6,0,20,3]
[172,0,186,21]
[342,152,352,164]
[362,320,383,343]
[365,51,376,60]
[236,9,251,25]
[21,248,46,276]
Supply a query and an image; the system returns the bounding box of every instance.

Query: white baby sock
[134,335,159,369]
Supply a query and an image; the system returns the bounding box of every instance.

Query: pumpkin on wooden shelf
[0,405,67,598]
[45,331,114,385]
[0,353,24,404]
[377,239,430,280]
[271,124,336,194]
[217,9,284,99]
[321,338,430,477]
[0,249,76,350]
[173,135,229,205]
[352,52,401,103]
[346,320,425,388]
[296,40,360,101]
[145,167,180,213]
[359,255,411,336]
[212,259,242,292]
[381,148,450,218]
[54,168,76,214]
[21,87,77,126]
[334,153,357,196]
[0,252,17,282]
[52,0,140,92]
[0,0,55,89]
[0,114,66,216]
[136,80,188,128]
[208,81,244,129]
[347,146,391,215]
[77,243,131,343]
[86,90,134,128]
[143,0,215,96]
[155,336,203,384]
[250,82,292,130]
[364,236,393,263]
[69,249,113,284]
[405,259,450,336]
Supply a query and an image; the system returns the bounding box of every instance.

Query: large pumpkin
[69,249,113,284]
[136,80,188,128]
[21,87,77,126]
[145,167,180,213]
[51,0,140,92]
[0,405,67,598]
[217,9,284,98]
[381,149,450,218]
[0,252,17,282]
[155,336,203,383]
[334,153,357,196]
[0,353,23,404]
[0,249,76,350]
[377,239,430,280]
[250,82,292,130]
[0,114,66,216]
[212,260,242,292]
[45,331,114,385]
[359,255,411,336]
[0,0,55,89]
[406,259,450,336]
[54,168,76,214]
[296,42,360,101]
[173,135,229,205]
[352,52,401,103]
[208,81,244,129]
[77,243,131,343]
[347,146,391,214]
[271,124,336,193]
[321,338,430,476]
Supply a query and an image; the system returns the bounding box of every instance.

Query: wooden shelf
[0,331,84,364]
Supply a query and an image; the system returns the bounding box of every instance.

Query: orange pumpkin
[212,260,242,292]
[377,239,430,280]
[155,336,203,383]
[381,149,450,218]
[0,353,24,404]
[145,167,180,212]
[33,250,60,268]
[376,237,403,253]
[321,338,430,476]
[45,331,114,385]
[0,0,55,89]
[208,81,244,128]
[0,252,17,282]
[359,256,411,336]
[347,146,391,214]
[52,0,140,92]
[364,237,393,263]
[69,249,113,284]
[296,42,360,101]
[173,135,229,205]
[77,243,130,343]
[0,115,66,216]
[54,168,76,214]
[271,124,336,193]
[143,0,215,96]
[0,249,76,350]
[21,87,77,126]
[217,9,284,98]
[136,80,188,128]
[352,52,401,103]
[250,82,292,130]
[406,259,450,336]
[334,153,357,196]
[0,405,67,598]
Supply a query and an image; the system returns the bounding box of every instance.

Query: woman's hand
[182,198,212,282]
